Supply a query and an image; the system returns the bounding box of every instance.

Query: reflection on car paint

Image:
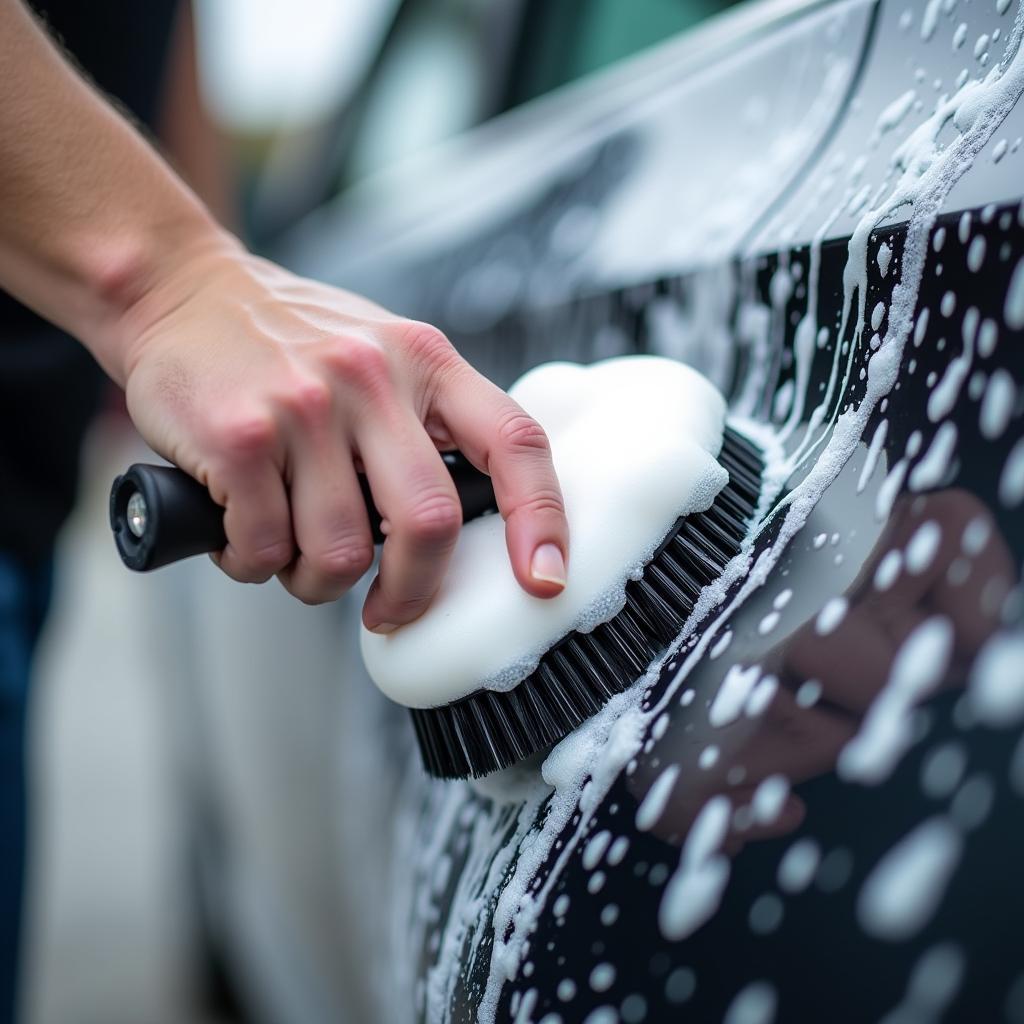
[377,5,1024,1021]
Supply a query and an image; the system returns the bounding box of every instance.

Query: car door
[194,0,1024,1018]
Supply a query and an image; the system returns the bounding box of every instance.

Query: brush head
[362,356,731,709]
[410,426,763,779]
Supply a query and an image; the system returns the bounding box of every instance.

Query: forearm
[0,0,234,383]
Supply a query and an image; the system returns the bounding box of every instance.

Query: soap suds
[816,596,849,635]
[362,356,728,707]
[724,981,778,1024]
[921,742,967,797]
[858,419,889,492]
[906,520,942,573]
[909,422,958,490]
[635,765,680,832]
[659,796,732,940]
[969,630,1024,725]
[778,838,822,893]
[839,617,954,784]
[386,17,1024,1019]
[877,241,893,277]
[999,438,1024,506]
[1007,257,1024,327]
[857,817,962,940]
[980,368,1017,439]
[711,664,765,727]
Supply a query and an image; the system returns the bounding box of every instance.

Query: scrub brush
[109,425,762,779]
[408,425,762,778]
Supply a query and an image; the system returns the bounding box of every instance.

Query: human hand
[115,239,569,629]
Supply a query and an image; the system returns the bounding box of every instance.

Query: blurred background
[17,0,741,1021]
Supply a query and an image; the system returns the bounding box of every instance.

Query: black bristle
[408,426,764,779]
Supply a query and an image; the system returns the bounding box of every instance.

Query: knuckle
[497,410,551,456]
[400,321,457,367]
[245,538,294,575]
[308,541,374,585]
[321,336,391,393]
[514,487,566,519]
[278,374,333,425]
[209,409,278,459]
[401,494,462,546]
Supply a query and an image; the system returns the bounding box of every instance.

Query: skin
[0,0,570,631]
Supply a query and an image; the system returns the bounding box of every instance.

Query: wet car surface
[181,0,1024,1020]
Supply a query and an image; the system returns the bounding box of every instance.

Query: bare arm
[0,0,569,624]
[0,0,219,372]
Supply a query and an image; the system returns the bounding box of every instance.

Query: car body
[165,0,1024,1020]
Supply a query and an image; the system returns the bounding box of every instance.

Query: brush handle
[110,452,497,572]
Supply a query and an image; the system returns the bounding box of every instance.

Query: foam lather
[360,355,728,709]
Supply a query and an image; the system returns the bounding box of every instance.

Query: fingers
[205,416,294,584]
[433,367,569,598]
[276,428,375,605]
[356,409,462,632]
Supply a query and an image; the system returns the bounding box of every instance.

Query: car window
[505,0,745,107]
[340,0,528,187]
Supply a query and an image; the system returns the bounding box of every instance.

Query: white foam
[699,745,720,769]
[635,765,680,832]
[874,89,917,139]
[871,301,887,331]
[909,422,958,490]
[795,679,823,707]
[961,515,991,554]
[969,630,1024,726]
[921,0,942,39]
[589,963,615,993]
[967,234,987,271]
[927,329,972,422]
[858,419,888,492]
[393,28,1024,1021]
[980,368,1017,439]
[1010,257,1024,328]
[777,838,821,893]
[839,616,954,784]
[659,795,732,941]
[921,742,967,797]
[711,664,764,727]
[978,318,999,356]
[886,945,965,1019]
[906,520,942,574]
[751,774,790,825]
[877,241,893,277]
[816,596,849,635]
[745,675,778,718]
[582,830,612,870]
[606,837,629,866]
[857,817,962,941]
[361,356,727,707]
[999,438,1024,506]
[724,982,777,1024]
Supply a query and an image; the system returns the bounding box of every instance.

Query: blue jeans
[0,554,51,1024]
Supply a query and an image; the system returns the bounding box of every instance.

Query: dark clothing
[0,555,51,1022]
[1,0,179,562]
[1,5,179,1020]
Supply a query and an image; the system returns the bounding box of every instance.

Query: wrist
[81,209,242,385]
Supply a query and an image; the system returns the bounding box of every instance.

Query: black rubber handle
[110,452,497,572]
